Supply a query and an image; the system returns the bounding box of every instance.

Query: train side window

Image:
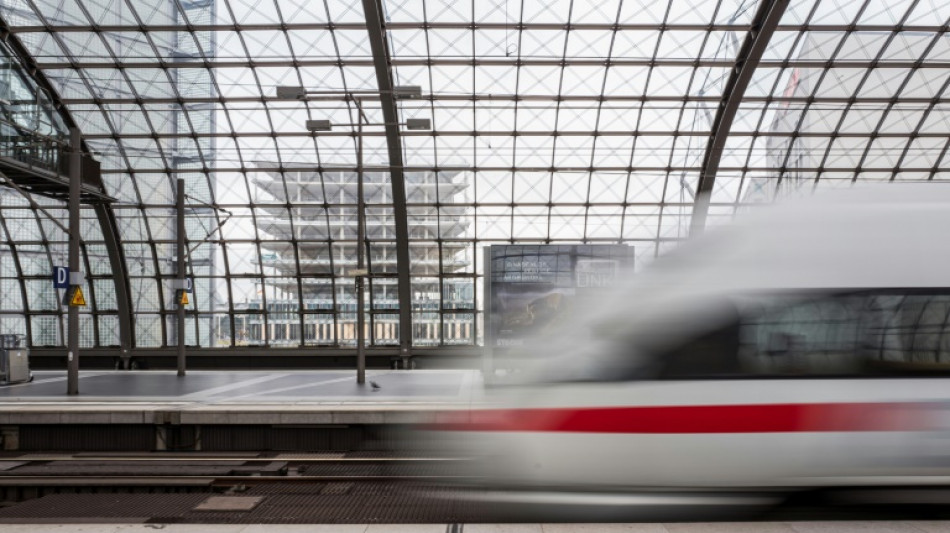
[738,296,865,376]
[740,293,950,376]
[864,294,950,371]
[655,292,950,380]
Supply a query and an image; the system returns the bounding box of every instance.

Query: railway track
[0,453,476,499]
[0,454,949,523]
[0,452,489,523]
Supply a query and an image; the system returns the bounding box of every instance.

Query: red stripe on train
[433,403,933,433]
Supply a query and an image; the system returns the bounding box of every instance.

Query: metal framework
[690,0,789,235]
[0,0,947,354]
[0,16,133,354]
[359,0,413,359]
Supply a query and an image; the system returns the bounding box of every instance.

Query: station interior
[0,0,950,529]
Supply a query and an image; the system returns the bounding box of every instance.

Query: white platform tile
[464,525,544,533]
[789,522,939,533]
[542,524,671,533]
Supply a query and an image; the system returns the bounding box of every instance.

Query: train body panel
[436,185,950,495]
[462,379,950,489]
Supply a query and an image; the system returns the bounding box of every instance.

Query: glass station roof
[0,0,948,350]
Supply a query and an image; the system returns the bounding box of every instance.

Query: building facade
[219,168,473,347]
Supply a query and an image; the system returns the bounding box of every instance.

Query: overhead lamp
[393,85,423,100]
[276,86,306,99]
[305,119,332,132]
[279,85,424,101]
[405,118,431,130]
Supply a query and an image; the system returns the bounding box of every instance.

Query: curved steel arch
[0,16,134,354]
[360,0,413,358]
[689,0,790,236]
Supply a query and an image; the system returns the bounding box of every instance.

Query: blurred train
[432,184,950,511]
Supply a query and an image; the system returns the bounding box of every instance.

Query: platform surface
[0,370,481,425]
[0,523,946,532]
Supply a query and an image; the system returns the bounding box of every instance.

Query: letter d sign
[53,266,70,289]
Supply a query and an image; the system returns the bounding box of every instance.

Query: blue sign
[185,277,193,293]
[53,266,69,289]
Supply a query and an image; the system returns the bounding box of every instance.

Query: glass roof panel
[1,0,948,350]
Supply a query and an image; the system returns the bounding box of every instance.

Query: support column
[356,114,366,385]
[176,178,186,377]
[67,128,80,395]
[360,0,413,361]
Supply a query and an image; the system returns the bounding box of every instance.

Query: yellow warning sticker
[69,286,86,307]
[179,291,189,305]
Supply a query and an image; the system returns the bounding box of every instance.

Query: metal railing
[0,121,65,175]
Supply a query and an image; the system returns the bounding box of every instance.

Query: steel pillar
[176,178,186,376]
[356,113,367,384]
[67,128,81,395]
[360,0,413,361]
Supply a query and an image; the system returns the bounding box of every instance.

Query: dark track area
[0,469,948,524]
[0,484,485,524]
[0,453,949,524]
[3,486,950,525]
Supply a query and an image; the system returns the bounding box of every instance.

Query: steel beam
[8,22,945,33]
[690,0,790,236]
[79,130,950,140]
[62,95,949,105]
[360,0,413,360]
[103,163,948,175]
[93,204,133,358]
[33,58,950,69]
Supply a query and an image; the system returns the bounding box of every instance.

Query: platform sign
[53,266,69,289]
[184,277,193,293]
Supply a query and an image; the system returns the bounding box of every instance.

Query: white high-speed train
[436,184,950,506]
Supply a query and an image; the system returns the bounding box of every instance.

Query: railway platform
[0,369,480,452]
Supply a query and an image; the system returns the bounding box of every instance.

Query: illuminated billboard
[484,245,634,351]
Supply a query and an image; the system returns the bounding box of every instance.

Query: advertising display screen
[485,245,634,352]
